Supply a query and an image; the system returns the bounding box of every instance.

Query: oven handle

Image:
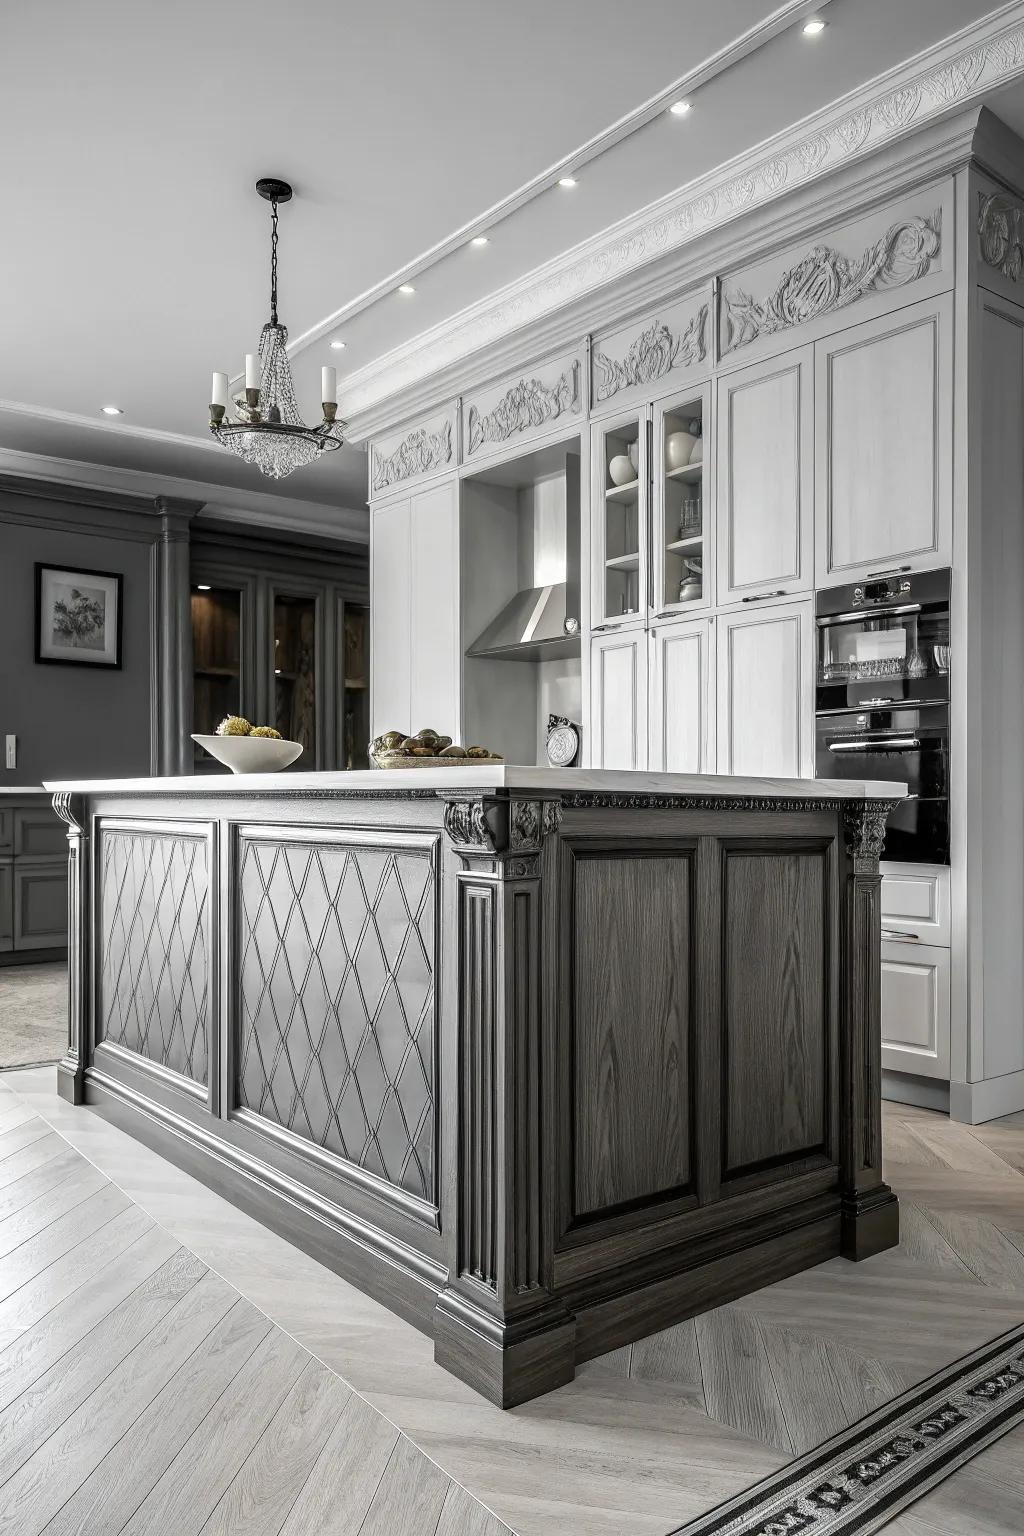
[816,603,922,626]
[827,737,921,753]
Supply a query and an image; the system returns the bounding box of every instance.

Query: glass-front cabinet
[190,581,250,770]
[653,383,711,617]
[592,408,648,626]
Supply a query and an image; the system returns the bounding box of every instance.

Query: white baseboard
[948,1068,1024,1124]
[882,1071,950,1115]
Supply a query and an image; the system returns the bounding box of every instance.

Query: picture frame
[34,563,123,669]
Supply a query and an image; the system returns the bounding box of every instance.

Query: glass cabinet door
[653,384,710,617]
[341,600,370,769]
[191,584,244,769]
[592,410,648,627]
[273,592,319,768]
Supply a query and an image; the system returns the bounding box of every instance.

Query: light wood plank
[630,1317,704,1403]
[0,1182,129,1303]
[0,1120,53,1162]
[0,1269,239,1536]
[0,1246,206,1484]
[919,1208,1024,1291]
[42,1299,273,1536]
[119,1327,310,1536]
[201,1358,352,1536]
[0,1104,37,1137]
[0,1222,180,1410]
[0,1203,153,1332]
[695,1307,793,1454]
[895,1199,978,1278]
[577,1345,632,1380]
[357,1435,450,1536]
[434,1481,514,1536]
[0,1135,66,1192]
[0,1160,107,1260]
[904,1118,1020,1178]
[277,1392,400,1536]
[0,1150,82,1223]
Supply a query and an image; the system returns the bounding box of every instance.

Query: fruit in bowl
[193,717,302,774]
[369,727,502,767]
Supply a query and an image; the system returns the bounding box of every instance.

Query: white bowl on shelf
[192,734,304,773]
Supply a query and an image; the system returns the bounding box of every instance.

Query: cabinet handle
[882,927,921,942]
[828,737,920,753]
[866,565,912,579]
[741,590,787,604]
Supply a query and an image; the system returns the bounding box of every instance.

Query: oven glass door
[816,604,950,711]
[816,705,949,864]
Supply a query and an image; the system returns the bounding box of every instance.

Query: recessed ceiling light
[196,584,211,592]
[398,283,416,295]
[669,100,692,116]
[802,18,825,34]
[330,339,346,350]
[101,405,123,415]
[470,235,489,247]
[558,176,577,188]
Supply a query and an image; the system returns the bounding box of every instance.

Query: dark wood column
[434,793,575,1408]
[839,797,901,1260]
[53,791,88,1106]
[153,497,202,777]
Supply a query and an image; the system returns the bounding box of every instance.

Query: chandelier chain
[270,199,279,326]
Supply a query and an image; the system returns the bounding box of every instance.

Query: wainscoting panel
[570,847,695,1222]
[235,834,438,1205]
[97,826,210,1087]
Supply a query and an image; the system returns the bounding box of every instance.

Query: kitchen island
[48,766,901,1406]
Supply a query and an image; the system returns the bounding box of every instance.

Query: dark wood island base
[49,767,900,1408]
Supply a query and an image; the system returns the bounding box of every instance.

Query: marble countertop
[43,767,906,801]
[0,786,49,794]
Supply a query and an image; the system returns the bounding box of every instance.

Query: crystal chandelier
[209,179,344,480]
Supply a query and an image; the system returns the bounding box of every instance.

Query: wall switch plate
[4,735,15,770]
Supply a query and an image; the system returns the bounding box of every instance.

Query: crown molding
[338,2,1024,430]
[0,445,369,543]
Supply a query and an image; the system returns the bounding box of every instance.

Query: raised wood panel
[880,941,951,1080]
[409,482,460,741]
[590,630,647,770]
[816,295,952,583]
[0,863,12,953]
[13,811,66,859]
[717,599,813,778]
[717,346,812,602]
[650,618,713,774]
[722,847,828,1177]
[12,863,67,950]
[571,849,694,1221]
[370,499,412,738]
[880,863,950,946]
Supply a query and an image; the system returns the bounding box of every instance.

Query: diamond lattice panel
[99,830,209,1086]
[236,839,436,1204]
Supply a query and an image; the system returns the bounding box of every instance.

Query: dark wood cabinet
[189,524,369,772]
[0,795,67,964]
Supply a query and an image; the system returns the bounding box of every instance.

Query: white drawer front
[880,940,950,1080]
[880,863,950,946]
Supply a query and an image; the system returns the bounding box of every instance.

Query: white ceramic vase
[608,454,635,487]
[689,437,703,464]
[666,431,697,470]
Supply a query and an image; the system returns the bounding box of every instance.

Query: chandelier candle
[208,177,345,479]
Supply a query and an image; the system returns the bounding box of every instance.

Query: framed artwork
[35,563,123,669]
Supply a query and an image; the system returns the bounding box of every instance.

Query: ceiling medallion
[209,179,344,480]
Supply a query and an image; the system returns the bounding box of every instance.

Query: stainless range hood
[466,582,578,663]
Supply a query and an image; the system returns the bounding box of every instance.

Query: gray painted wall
[0,504,154,785]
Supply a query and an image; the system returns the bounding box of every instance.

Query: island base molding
[51,774,899,1406]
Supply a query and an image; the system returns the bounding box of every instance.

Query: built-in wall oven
[815,568,950,865]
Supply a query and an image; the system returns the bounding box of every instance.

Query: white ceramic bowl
[192,734,304,773]
[608,454,635,486]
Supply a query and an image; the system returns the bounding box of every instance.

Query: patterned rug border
[674,1320,1024,1535]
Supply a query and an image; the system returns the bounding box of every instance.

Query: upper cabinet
[814,293,953,586]
[591,407,648,629]
[716,345,813,606]
[653,383,712,618]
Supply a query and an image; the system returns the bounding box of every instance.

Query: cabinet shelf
[605,479,640,503]
[665,462,703,483]
[666,535,703,553]
[606,551,641,571]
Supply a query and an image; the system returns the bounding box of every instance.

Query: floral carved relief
[371,420,452,493]
[466,364,579,455]
[592,306,708,402]
[978,191,1024,283]
[721,211,941,354]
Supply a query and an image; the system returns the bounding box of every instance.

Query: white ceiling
[0,0,1018,522]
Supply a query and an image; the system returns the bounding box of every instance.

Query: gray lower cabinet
[0,797,67,963]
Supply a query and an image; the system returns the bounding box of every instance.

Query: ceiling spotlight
[470,235,489,247]
[558,176,577,188]
[669,100,692,116]
[398,283,416,295]
[330,339,346,350]
[802,17,825,34]
[196,584,211,592]
[101,405,123,416]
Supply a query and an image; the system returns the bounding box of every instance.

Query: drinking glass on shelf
[680,497,702,539]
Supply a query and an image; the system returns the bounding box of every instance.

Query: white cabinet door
[590,629,648,770]
[815,294,953,585]
[409,481,460,740]
[650,617,714,773]
[880,940,951,1080]
[716,345,813,605]
[370,497,411,738]
[717,598,814,778]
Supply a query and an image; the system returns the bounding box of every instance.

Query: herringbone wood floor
[2,1065,1023,1536]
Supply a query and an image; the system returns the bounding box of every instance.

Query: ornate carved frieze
[977,190,1024,283]
[466,364,579,456]
[721,212,941,354]
[371,419,452,493]
[592,307,708,402]
[561,792,848,813]
[444,795,561,860]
